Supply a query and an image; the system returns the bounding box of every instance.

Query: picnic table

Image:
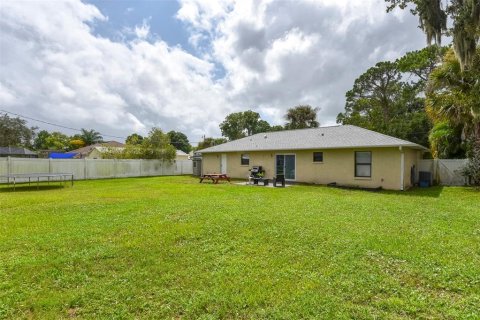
[199,173,231,184]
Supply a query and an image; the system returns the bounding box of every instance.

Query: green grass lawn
[0,176,479,319]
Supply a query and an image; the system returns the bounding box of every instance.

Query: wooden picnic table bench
[199,173,231,184]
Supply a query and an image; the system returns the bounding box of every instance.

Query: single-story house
[176,149,189,161]
[71,142,191,161]
[0,147,38,158]
[200,125,428,190]
[70,141,125,159]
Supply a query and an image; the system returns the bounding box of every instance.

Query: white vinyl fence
[418,159,469,186]
[0,157,192,182]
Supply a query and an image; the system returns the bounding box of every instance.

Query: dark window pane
[241,153,249,165]
[285,155,296,180]
[313,152,323,162]
[355,151,372,177]
[276,155,284,175]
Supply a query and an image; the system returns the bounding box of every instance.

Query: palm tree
[285,105,320,129]
[428,121,465,158]
[426,48,480,146]
[80,128,103,146]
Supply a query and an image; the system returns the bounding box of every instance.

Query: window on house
[313,152,323,162]
[355,151,372,177]
[241,153,250,166]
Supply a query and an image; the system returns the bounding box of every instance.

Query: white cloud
[265,29,320,82]
[0,0,229,141]
[176,0,232,32]
[0,0,428,143]
[178,0,427,127]
[134,19,151,39]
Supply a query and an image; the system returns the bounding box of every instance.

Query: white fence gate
[418,159,468,186]
[0,157,192,182]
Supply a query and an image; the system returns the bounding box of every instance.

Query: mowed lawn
[0,177,479,319]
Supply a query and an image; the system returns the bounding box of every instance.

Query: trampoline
[0,173,74,191]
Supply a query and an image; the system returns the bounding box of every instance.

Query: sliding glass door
[275,154,295,180]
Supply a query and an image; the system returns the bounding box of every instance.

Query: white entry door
[220,154,227,174]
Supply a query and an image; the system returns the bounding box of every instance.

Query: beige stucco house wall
[83,147,125,159]
[176,155,189,161]
[403,147,422,189]
[202,147,422,190]
[85,148,104,159]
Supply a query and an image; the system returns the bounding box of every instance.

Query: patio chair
[273,174,285,187]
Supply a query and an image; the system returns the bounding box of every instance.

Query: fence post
[49,158,52,174]
[7,156,11,176]
[84,158,87,180]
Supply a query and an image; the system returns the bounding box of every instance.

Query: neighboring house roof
[176,149,188,156]
[200,125,428,153]
[0,146,37,156]
[70,141,125,157]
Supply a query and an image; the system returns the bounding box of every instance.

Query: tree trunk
[474,122,480,148]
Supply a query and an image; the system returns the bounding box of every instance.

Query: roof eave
[200,144,429,153]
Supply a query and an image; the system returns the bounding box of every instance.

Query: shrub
[462,143,480,185]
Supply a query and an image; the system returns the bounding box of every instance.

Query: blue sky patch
[85,1,191,49]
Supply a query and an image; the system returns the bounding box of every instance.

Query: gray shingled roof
[200,125,428,153]
[0,147,37,156]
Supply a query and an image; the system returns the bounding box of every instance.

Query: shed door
[220,154,227,174]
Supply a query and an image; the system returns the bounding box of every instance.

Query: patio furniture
[273,174,285,187]
[253,177,270,186]
[199,173,231,184]
[247,166,265,185]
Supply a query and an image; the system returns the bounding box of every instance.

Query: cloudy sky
[0,0,427,144]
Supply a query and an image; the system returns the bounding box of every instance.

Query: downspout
[399,146,404,191]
